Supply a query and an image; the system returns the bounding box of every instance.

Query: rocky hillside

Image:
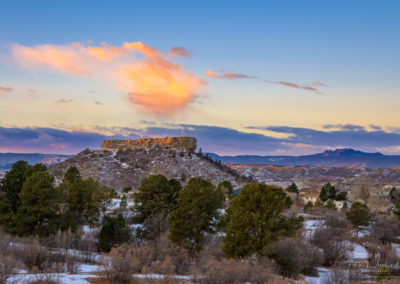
[230,164,400,193]
[48,148,246,191]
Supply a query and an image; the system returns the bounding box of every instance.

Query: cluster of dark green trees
[319,182,346,202]
[0,161,115,237]
[132,174,303,258]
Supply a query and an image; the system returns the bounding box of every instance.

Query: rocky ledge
[101,136,197,151]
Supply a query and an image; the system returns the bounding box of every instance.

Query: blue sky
[0,1,399,155]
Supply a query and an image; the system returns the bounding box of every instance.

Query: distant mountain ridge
[208,148,400,168]
[0,153,72,169]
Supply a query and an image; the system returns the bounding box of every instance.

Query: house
[333,200,351,210]
[299,191,319,205]
[368,196,395,215]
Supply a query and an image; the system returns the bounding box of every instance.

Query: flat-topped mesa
[101,136,197,151]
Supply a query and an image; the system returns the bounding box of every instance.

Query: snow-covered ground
[303,219,324,239]
[351,243,369,259]
[107,198,135,211]
[7,269,198,284]
[6,264,101,284]
[304,267,331,284]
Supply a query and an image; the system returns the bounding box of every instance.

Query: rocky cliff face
[48,147,243,191]
[101,137,197,151]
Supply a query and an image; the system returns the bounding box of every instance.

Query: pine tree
[285,182,299,194]
[222,183,303,259]
[59,167,114,230]
[0,161,46,232]
[133,175,182,223]
[98,214,130,252]
[324,199,337,210]
[120,195,128,209]
[63,166,81,183]
[346,202,370,231]
[0,161,31,214]
[168,177,224,254]
[217,180,234,197]
[16,171,61,237]
[319,183,336,201]
[304,201,313,212]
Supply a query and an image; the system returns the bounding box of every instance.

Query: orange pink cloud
[205,69,255,80]
[0,86,12,92]
[11,41,204,114]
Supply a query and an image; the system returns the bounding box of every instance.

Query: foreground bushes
[0,229,96,278]
[269,238,322,277]
[99,234,281,284]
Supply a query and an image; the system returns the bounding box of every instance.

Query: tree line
[0,161,115,237]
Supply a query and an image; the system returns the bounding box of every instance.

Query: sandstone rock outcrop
[101,136,197,151]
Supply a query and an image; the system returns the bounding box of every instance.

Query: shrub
[193,256,274,284]
[269,238,322,277]
[369,245,400,276]
[371,216,400,244]
[0,254,20,284]
[376,266,392,281]
[99,244,142,283]
[22,240,52,272]
[324,213,349,230]
[311,226,351,266]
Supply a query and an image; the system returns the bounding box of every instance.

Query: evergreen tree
[324,199,337,210]
[63,166,81,183]
[16,171,61,236]
[67,177,113,226]
[133,175,182,223]
[120,195,128,209]
[58,167,114,230]
[0,161,46,231]
[0,161,30,214]
[393,199,400,219]
[346,202,370,230]
[168,177,224,254]
[335,191,347,201]
[222,183,303,259]
[217,180,234,197]
[390,187,398,201]
[98,214,130,252]
[304,201,313,212]
[285,182,299,194]
[122,186,131,193]
[319,183,336,201]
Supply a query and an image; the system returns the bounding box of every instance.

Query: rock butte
[101,136,197,151]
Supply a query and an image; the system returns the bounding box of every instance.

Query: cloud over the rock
[11,41,205,114]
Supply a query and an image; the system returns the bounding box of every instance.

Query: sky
[0,1,400,155]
